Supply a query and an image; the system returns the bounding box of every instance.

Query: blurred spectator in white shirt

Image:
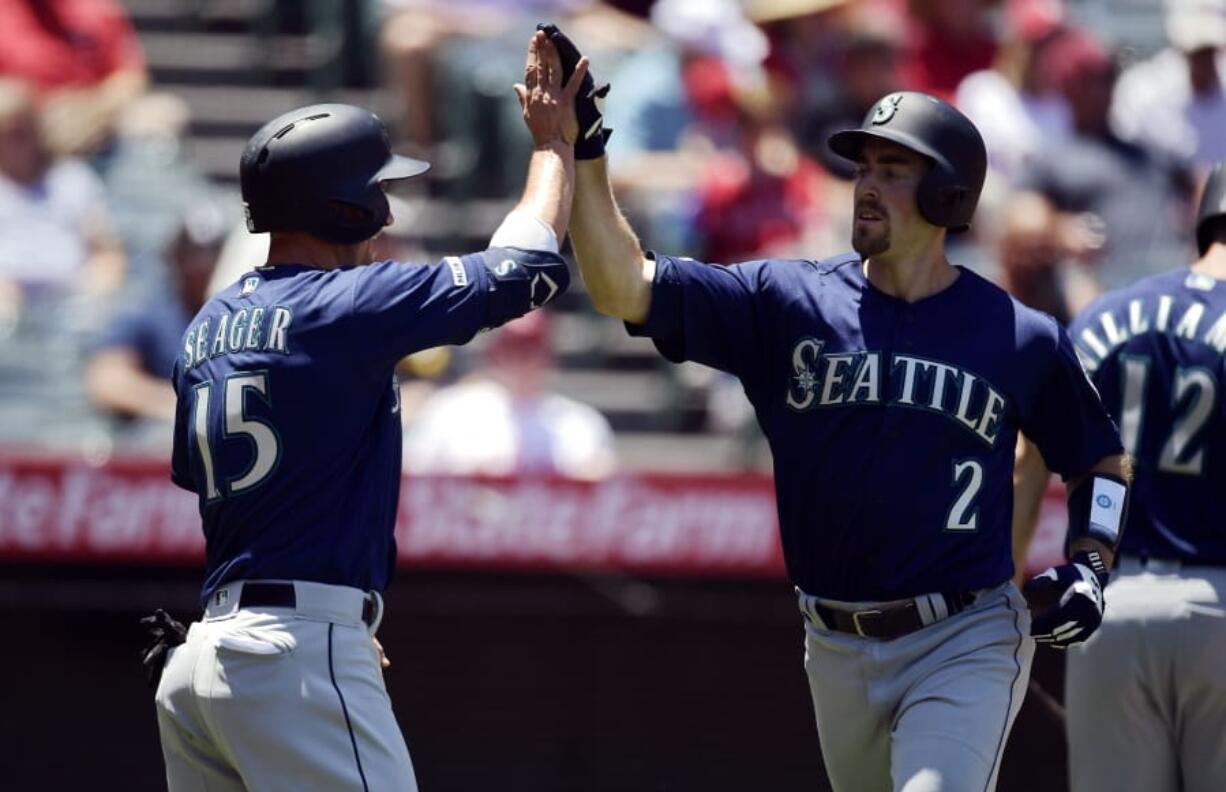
[0,79,124,300]
[1112,0,1226,170]
[404,312,616,480]
[956,0,1075,187]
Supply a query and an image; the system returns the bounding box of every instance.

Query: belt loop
[930,592,949,622]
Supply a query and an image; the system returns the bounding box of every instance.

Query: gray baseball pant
[1066,557,1226,792]
[154,580,417,792]
[799,582,1034,792]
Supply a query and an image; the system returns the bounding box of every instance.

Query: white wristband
[1088,476,1126,542]
[489,210,559,254]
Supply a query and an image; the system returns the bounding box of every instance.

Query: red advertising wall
[0,452,1070,575]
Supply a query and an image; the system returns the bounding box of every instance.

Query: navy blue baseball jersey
[171,248,567,605]
[1070,268,1226,565]
[630,252,1123,600]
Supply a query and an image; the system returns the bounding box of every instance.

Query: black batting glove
[139,609,188,689]
[537,22,611,159]
[1023,552,1107,649]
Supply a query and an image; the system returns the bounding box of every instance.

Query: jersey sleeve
[1020,323,1124,479]
[625,254,770,384]
[349,248,569,367]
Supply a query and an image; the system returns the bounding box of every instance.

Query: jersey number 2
[946,459,984,532]
[192,371,280,499]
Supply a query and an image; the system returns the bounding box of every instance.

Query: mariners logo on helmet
[871,93,904,125]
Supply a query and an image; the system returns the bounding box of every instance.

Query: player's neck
[1191,243,1226,280]
[863,241,957,303]
[266,232,370,270]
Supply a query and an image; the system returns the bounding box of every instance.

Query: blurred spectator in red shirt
[897,0,997,100]
[692,58,827,262]
[0,0,147,157]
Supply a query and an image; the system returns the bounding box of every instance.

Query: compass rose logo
[871,93,904,125]
[786,337,825,410]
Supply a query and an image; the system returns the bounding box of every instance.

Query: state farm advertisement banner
[0,454,1068,576]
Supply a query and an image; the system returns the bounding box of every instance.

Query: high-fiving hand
[537,23,612,160]
[514,29,589,149]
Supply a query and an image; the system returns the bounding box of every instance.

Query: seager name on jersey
[1074,285,1226,374]
[182,306,293,370]
[786,338,1007,447]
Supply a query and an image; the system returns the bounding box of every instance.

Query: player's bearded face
[850,142,928,258]
[852,195,891,257]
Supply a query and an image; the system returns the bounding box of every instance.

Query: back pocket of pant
[215,630,295,656]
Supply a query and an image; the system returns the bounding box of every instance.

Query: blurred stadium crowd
[0,0,1218,473]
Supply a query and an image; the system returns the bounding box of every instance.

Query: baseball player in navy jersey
[1051,162,1226,792]
[542,26,1130,792]
[148,31,588,791]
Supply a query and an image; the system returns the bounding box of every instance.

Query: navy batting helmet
[1196,161,1226,256]
[240,104,429,245]
[828,91,987,232]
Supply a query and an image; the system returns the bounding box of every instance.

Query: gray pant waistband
[205,579,383,631]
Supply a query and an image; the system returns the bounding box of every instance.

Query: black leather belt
[239,582,377,627]
[810,591,977,640]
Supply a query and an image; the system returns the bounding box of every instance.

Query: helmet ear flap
[917,166,972,230]
[316,183,388,244]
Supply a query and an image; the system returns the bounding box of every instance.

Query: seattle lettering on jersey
[786,338,1007,447]
[182,306,294,370]
[1075,276,1226,373]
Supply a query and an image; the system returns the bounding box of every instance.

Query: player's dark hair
[1201,216,1226,254]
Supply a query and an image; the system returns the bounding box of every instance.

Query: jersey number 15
[191,371,281,499]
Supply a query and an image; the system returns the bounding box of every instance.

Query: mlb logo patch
[241,277,259,295]
[445,257,468,287]
[214,589,229,606]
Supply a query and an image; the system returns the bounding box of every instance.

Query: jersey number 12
[192,371,280,499]
[1119,358,1217,475]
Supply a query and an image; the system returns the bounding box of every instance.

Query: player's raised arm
[490,29,589,253]
[538,24,654,325]
[339,31,596,362]
[571,157,656,324]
